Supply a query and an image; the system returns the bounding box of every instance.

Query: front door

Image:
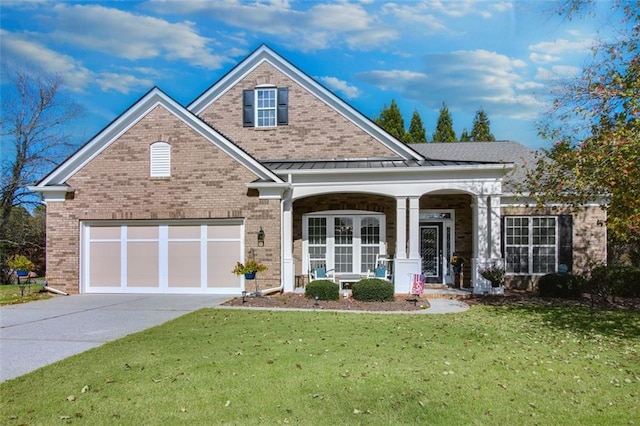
[421,222,443,283]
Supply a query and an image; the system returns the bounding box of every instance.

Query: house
[30,45,607,295]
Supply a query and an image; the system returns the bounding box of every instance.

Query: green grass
[0,281,50,306]
[1,305,639,425]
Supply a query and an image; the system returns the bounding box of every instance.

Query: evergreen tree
[471,108,495,141]
[460,128,471,142]
[406,109,427,143]
[432,103,457,142]
[374,99,405,141]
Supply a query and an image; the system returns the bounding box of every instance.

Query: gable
[34,88,283,190]
[66,106,265,211]
[190,45,423,162]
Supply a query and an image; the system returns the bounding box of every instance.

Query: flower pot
[452,266,462,273]
[244,272,256,280]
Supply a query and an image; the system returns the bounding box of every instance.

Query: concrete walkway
[0,294,230,382]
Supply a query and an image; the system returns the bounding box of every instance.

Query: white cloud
[49,3,227,69]
[0,29,92,92]
[0,29,156,95]
[358,49,544,119]
[529,38,593,63]
[147,0,396,51]
[96,73,154,94]
[535,65,581,81]
[318,76,360,99]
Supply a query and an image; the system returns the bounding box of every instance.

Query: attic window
[150,142,170,177]
[243,87,288,127]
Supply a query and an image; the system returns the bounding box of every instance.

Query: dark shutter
[558,215,573,272]
[277,87,288,125]
[243,89,254,127]
[501,216,506,258]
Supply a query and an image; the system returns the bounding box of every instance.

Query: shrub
[352,278,395,302]
[587,265,640,299]
[7,254,34,272]
[538,273,584,299]
[305,280,339,301]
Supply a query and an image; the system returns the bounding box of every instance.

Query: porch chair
[374,254,393,281]
[308,257,335,283]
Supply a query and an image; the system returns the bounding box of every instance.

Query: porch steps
[421,288,473,300]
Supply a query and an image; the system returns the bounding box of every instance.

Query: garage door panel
[127,241,159,287]
[89,242,120,287]
[168,241,201,287]
[207,241,241,288]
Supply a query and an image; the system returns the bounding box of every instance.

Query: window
[505,216,557,274]
[256,88,276,127]
[150,142,170,177]
[243,87,288,127]
[304,213,385,275]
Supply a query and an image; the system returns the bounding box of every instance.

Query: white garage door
[81,221,243,294]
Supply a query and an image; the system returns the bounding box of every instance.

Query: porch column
[408,196,420,259]
[475,195,489,259]
[489,196,502,259]
[395,197,407,259]
[282,196,294,292]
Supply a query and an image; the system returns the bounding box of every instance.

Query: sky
[0,0,622,151]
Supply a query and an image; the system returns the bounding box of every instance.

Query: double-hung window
[505,216,557,274]
[256,88,277,127]
[243,87,288,127]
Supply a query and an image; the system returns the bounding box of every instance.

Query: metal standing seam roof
[261,158,501,171]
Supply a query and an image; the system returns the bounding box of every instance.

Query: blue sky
[1,0,620,151]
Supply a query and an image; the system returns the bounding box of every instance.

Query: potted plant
[479,264,505,288]
[232,259,267,279]
[8,254,34,277]
[450,252,465,273]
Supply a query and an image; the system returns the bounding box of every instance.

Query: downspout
[44,283,69,296]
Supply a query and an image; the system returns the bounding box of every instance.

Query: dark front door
[421,222,443,283]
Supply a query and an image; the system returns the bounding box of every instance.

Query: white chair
[308,257,335,282]
[374,254,393,281]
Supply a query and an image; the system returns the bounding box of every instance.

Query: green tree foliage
[406,109,427,143]
[432,103,457,142]
[460,128,471,142]
[471,108,495,141]
[524,0,639,264]
[374,99,406,141]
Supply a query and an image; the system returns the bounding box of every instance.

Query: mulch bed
[222,290,640,312]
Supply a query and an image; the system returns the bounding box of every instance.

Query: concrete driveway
[0,294,230,382]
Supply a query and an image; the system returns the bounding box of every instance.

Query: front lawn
[0,281,50,306]
[1,305,638,425]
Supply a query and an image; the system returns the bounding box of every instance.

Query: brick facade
[502,205,607,290]
[198,62,396,161]
[46,106,281,293]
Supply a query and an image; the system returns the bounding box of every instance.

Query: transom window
[304,212,385,275]
[256,88,277,127]
[505,216,557,274]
